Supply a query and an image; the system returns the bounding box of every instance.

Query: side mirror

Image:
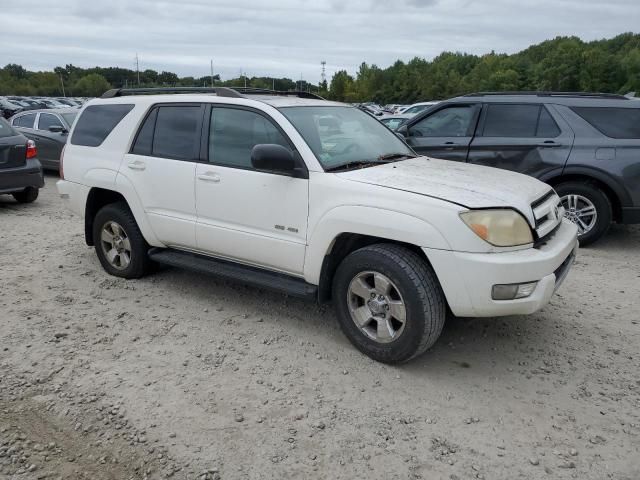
[251,144,296,175]
[396,125,409,137]
[49,125,67,134]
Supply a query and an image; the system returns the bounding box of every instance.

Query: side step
[148,248,318,300]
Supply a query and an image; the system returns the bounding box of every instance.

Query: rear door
[34,112,68,168]
[467,103,573,178]
[122,103,204,249]
[404,103,481,161]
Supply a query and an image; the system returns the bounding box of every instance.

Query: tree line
[1,33,639,102]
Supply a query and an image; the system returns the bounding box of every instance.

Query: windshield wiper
[378,152,417,161]
[325,160,391,172]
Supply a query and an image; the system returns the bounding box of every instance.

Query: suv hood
[336,157,551,225]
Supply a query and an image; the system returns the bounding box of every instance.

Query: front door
[34,112,67,168]
[195,106,308,275]
[467,103,573,178]
[404,104,480,162]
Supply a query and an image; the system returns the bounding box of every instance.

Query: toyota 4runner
[57,87,578,363]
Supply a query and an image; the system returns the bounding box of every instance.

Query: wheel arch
[545,169,627,223]
[316,232,440,304]
[84,184,161,247]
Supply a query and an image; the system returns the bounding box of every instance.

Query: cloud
[1,0,638,82]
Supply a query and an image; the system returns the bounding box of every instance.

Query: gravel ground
[1,174,639,480]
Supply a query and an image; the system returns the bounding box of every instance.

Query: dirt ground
[1,174,639,480]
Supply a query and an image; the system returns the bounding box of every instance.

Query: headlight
[460,209,533,247]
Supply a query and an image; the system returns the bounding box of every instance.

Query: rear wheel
[555,182,612,246]
[12,187,39,204]
[332,244,446,364]
[93,202,151,279]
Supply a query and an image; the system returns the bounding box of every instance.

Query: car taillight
[59,144,66,180]
[26,139,37,159]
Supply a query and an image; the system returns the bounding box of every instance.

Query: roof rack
[101,87,324,100]
[463,91,628,100]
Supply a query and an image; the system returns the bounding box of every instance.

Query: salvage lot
[1,176,639,479]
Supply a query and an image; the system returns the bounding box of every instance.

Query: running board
[148,248,318,300]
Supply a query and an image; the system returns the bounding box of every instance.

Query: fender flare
[546,166,631,207]
[304,205,451,284]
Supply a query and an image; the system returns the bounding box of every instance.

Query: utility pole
[272,78,275,90]
[59,74,66,97]
[321,61,326,87]
[135,53,140,86]
[210,59,214,87]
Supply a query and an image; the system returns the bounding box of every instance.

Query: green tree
[73,74,112,97]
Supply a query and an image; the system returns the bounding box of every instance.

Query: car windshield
[280,106,415,171]
[61,111,78,127]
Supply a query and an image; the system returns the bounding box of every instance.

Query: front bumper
[425,219,579,317]
[0,158,44,194]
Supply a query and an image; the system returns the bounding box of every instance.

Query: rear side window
[482,104,560,138]
[13,113,36,129]
[71,104,134,147]
[571,107,640,139]
[0,118,17,138]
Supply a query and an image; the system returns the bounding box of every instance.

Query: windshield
[280,106,414,170]
[61,111,78,127]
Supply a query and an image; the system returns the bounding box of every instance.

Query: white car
[57,87,578,363]
[398,101,440,116]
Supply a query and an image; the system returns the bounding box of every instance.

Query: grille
[531,190,563,243]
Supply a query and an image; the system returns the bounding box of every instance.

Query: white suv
[57,87,578,363]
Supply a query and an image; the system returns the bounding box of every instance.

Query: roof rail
[101,87,325,100]
[463,91,628,100]
[101,87,243,99]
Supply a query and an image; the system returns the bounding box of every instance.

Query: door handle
[127,161,146,171]
[442,141,457,150]
[198,172,221,183]
[538,141,562,148]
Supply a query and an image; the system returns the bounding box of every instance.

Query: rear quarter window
[571,107,640,139]
[71,104,135,147]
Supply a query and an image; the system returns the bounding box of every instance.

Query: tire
[12,187,39,204]
[555,181,612,247]
[93,201,151,279]
[332,244,446,364]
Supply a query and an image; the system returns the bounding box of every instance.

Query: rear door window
[482,104,560,138]
[152,106,202,160]
[71,104,134,147]
[13,113,36,129]
[571,107,640,139]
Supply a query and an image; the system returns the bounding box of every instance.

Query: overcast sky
[3,0,639,82]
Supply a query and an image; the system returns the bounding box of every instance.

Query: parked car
[57,86,577,364]
[10,108,78,170]
[0,117,44,203]
[379,114,413,130]
[397,101,439,116]
[0,97,23,119]
[396,92,640,245]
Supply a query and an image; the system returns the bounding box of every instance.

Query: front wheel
[332,244,446,364]
[555,182,612,246]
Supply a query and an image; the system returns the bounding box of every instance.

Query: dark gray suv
[398,92,640,245]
